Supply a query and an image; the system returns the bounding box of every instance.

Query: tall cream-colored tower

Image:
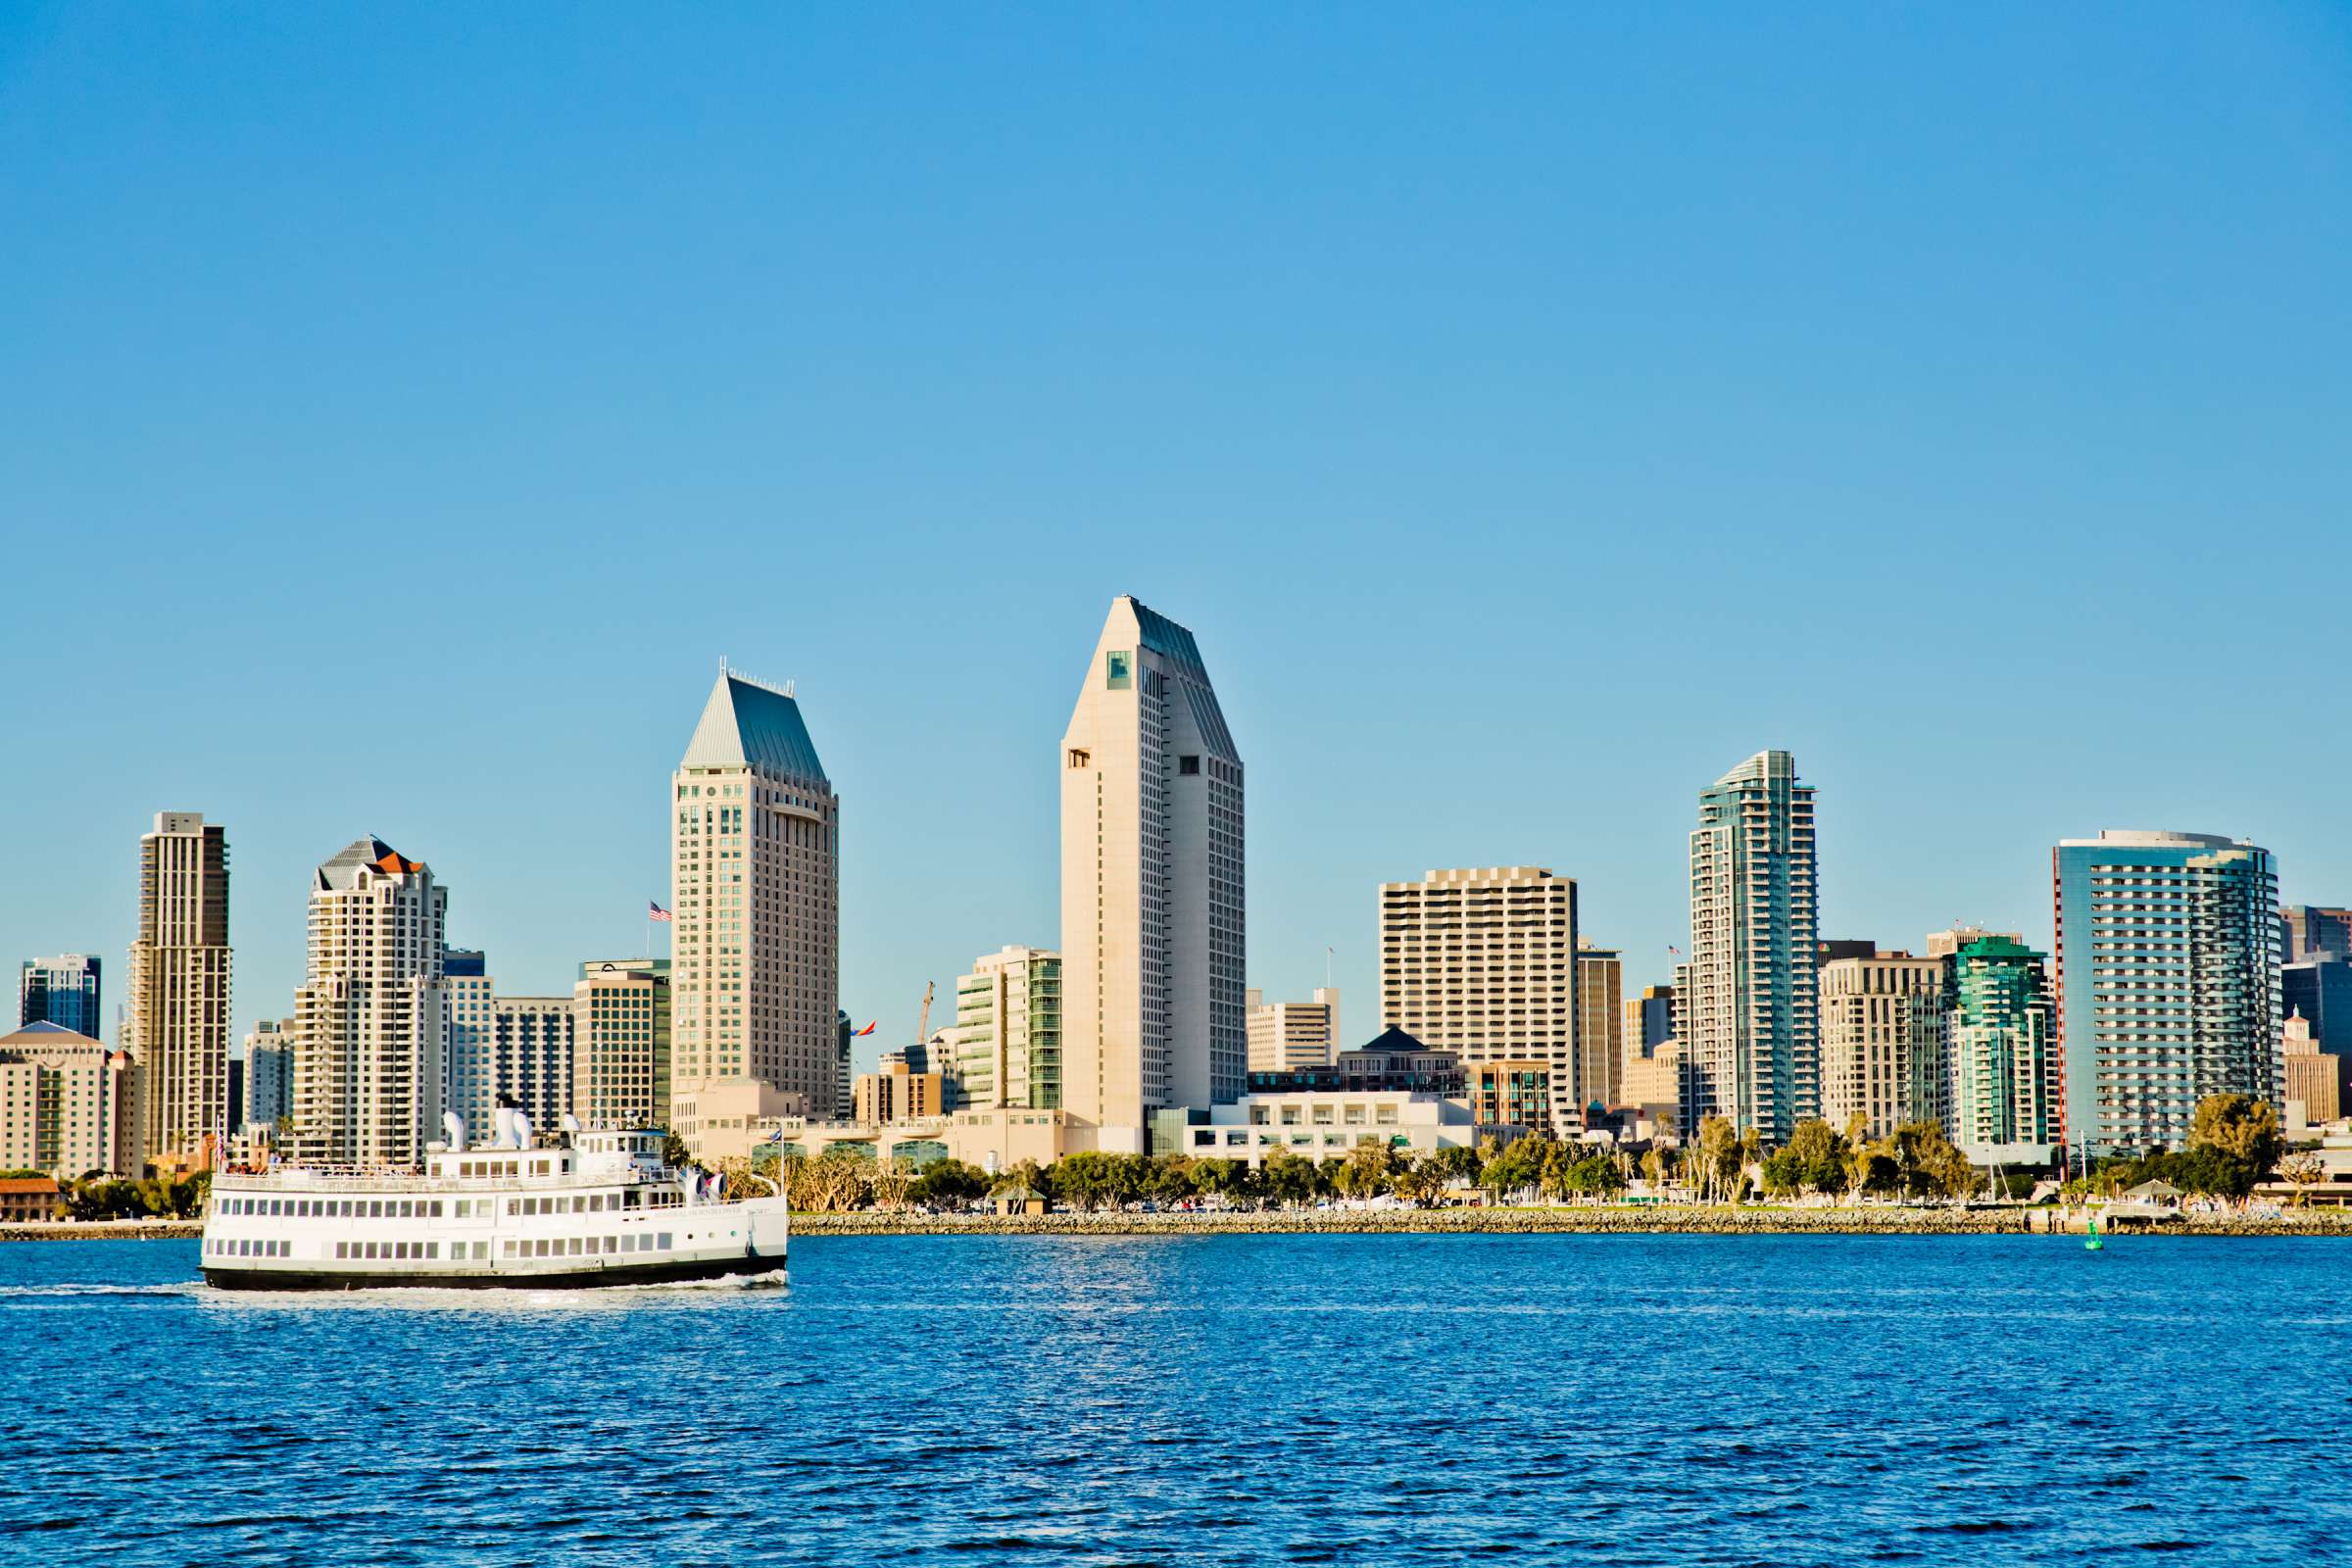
[1059,597,1245,1151]
[290,838,449,1166]
[671,667,840,1119]
[1378,867,1579,1135]
[126,811,231,1171]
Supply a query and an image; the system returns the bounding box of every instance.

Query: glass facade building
[1684,751,1819,1142]
[19,955,101,1037]
[2052,830,2280,1153]
[1942,936,2058,1159]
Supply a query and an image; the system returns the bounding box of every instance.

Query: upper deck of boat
[212,1129,673,1196]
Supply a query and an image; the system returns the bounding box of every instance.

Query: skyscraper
[290,838,449,1166]
[1941,936,2057,1160]
[573,959,671,1128]
[1245,986,1341,1075]
[1379,867,1579,1135]
[1623,984,1676,1055]
[672,667,840,1119]
[2051,830,2280,1153]
[244,1018,293,1133]
[1574,943,1623,1116]
[442,948,496,1139]
[19,955,101,1037]
[951,947,1063,1110]
[127,811,231,1170]
[491,996,576,1133]
[1059,597,1245,1150]
[1685,752,1820,1142]
[2281,906,2352,964]
[1815,950,1941,1140]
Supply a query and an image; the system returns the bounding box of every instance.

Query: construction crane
[916,981,935,1051]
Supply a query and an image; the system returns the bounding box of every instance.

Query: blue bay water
[4,1232,2346,1566]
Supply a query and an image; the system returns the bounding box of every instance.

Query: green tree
[1333,1139,1397,1200]
[1783,1118,1849,1197]
[1694,1115,1740,1203]
[1260,1150,1322,1206]
[2190,1094,2283,1180]
[910,1158,990,1207]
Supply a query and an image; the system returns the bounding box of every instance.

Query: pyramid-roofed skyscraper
[1059,597,1245,1151]
[670,666,840,1136]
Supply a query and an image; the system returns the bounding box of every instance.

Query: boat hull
[201,1250,784,1293]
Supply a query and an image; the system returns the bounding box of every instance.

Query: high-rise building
[1246,987,1340,1075]
[289,838,449,1167]
[1059,597,1245,1150]
[2052,830,2280,1153]
[1574,943,1623,1115]
[2281,956,2352,1052]
[127,811,232,1170]
[2282,1010,2344,1125]
[1624,984,1675,1055]
[950,947,1063,1110]
[1685,752,1819,1142]
[1379,867,1579,1136]
[2282,906,2352,964]
[244,1019,293,1133]
[1816,951,1942,1140]
[19,955,101,1037]
[835,1010,854,1117]
[0,1023,137,1178]
[672,666,840,1121]
[1622,985,1682,1126]
[442,949,496,1140]
[573,959,671,1128]
[1941,936,2057,1159]
[492,997,576,1133]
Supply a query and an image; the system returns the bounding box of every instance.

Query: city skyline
[5,631,2345,1092]
[8,9,2351,1085]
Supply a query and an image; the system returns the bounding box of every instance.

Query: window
[1179,756,1200,775]
[657,1234,672,1250]
[1104,650,1132,689]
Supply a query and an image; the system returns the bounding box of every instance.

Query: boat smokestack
[442,1111,467,1152]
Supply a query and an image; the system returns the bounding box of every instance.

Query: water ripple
[4,1233,2349,1565]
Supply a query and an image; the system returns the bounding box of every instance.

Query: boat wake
[0,1283,198,1301]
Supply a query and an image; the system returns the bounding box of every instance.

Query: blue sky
[5,4,2349,1072]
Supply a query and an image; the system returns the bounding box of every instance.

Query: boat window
[429,1201,443,1218]
[503,1240,516,1257]
[472,1241,488,1259]
[657,1233,671,1250]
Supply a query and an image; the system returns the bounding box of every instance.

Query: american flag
[648,901,672,922]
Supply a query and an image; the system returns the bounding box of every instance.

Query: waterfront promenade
[11,1203,2352,1243]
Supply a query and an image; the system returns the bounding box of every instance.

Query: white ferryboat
[200,1113,788,1291]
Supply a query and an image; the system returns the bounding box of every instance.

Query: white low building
[1178,1091,1476,1167]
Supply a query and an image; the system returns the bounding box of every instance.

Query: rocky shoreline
[788,1204,2352,1239]
[9,1205,2351,1247]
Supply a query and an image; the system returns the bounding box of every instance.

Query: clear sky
[5,4,2349,1074]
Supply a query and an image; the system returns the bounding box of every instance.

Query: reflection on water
[4,1233,2348,1566]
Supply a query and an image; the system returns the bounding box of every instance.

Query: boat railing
[211,1164,659,1195]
